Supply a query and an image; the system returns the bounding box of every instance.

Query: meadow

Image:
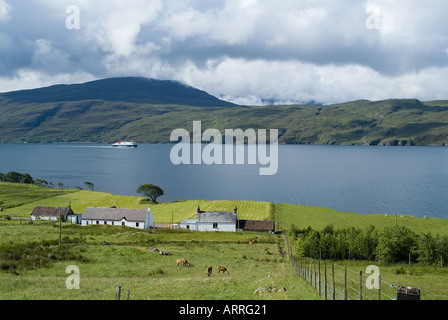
[0,222,320,300]
[1,182,448,300]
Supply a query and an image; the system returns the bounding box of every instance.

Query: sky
[0,0,448,105]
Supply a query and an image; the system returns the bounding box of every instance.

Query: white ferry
[112,141,138,148]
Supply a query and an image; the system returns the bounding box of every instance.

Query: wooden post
[324,261,327,300]
[344,268,347,300]
[332,262,335,300]
[377,274,381,300]
[59,210,62,245]
[359,271,363,300]
[318,258,321,296]
[115,285,121,300]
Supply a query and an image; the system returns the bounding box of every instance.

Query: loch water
[1,143,447,218]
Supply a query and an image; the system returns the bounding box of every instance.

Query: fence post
[359,271,363,300]
[318,258,321,296]
[324,261,327,300]
[332,262,335,300]
[116,285,121,300]
[344,267,347,300]
[377,274,381,300]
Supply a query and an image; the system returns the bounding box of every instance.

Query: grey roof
[181,220,196,224]
[197,211,237,223]
[83,207,148,222]
[31,206,74,218]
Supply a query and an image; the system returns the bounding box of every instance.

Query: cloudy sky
[1,0,448,105]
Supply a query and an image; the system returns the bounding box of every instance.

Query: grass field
[1,182,448,300]
[0,222,320,300]
[276,203,448,236]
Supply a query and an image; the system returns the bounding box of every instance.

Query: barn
[238,220,275,233]
[81,207,154,229]
[30,206,76,222]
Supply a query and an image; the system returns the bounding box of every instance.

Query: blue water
[0,143,447,218]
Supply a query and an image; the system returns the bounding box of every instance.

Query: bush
[292,224,448,265]
[0,242,88,273]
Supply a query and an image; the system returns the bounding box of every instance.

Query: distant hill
[0,78,447,145]
[0,77,236,107]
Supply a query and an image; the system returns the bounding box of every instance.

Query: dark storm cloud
[1,0,447,104]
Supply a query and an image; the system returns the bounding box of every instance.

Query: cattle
[249,241,255,247]
[217,266,229,274]
[176,258,190,266]
[206,266,213,277]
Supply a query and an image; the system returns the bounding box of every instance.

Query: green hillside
[2,182,447,236]
[1,78,448,145]
[2,183,448,300]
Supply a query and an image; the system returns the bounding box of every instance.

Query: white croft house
[180,206,237,232]
[30,206,76,222]
[81,207,154,229]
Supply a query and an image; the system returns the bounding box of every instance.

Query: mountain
[0,77,236,107]
[0,78,447,145]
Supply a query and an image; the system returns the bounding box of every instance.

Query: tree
[137,184,164,203]
[84,181,94,191]
[5,171,23,183]
[22,173,34,184]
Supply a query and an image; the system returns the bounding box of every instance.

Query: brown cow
[217,266,229,274]
[177,258,190,266]
[206,266,213,277]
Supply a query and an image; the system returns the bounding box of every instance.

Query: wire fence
[284,231,398,300]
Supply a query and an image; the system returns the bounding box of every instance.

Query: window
[104,221,107,225]
[122,222,125,226]
[96,221,99,225]
[213,223,218,229]
[136,222,139,227]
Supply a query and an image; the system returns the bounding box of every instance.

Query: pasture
[0,221,320,300]
[2,182,448,300]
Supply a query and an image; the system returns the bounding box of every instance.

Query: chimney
[197,206,201,213]
[234,206,237,214]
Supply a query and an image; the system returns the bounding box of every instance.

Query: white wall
[31,216,58,221]
[81,219,145,229]
[196,222,235,232]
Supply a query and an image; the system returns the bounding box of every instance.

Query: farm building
[180,206,276,233]
[237,220,275,233]
[30,206,76,222]
[180,206,238,232]
[81,207,154,229]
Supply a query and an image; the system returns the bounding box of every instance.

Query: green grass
[0,182,74,209]
[2,182,448,300]
[0,223,320,300]
[276,203,448,236]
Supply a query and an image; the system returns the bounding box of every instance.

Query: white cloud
[0,0,11,22]
[1,0,448,104]
[0,69,96,93]
[163,57,448,105]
